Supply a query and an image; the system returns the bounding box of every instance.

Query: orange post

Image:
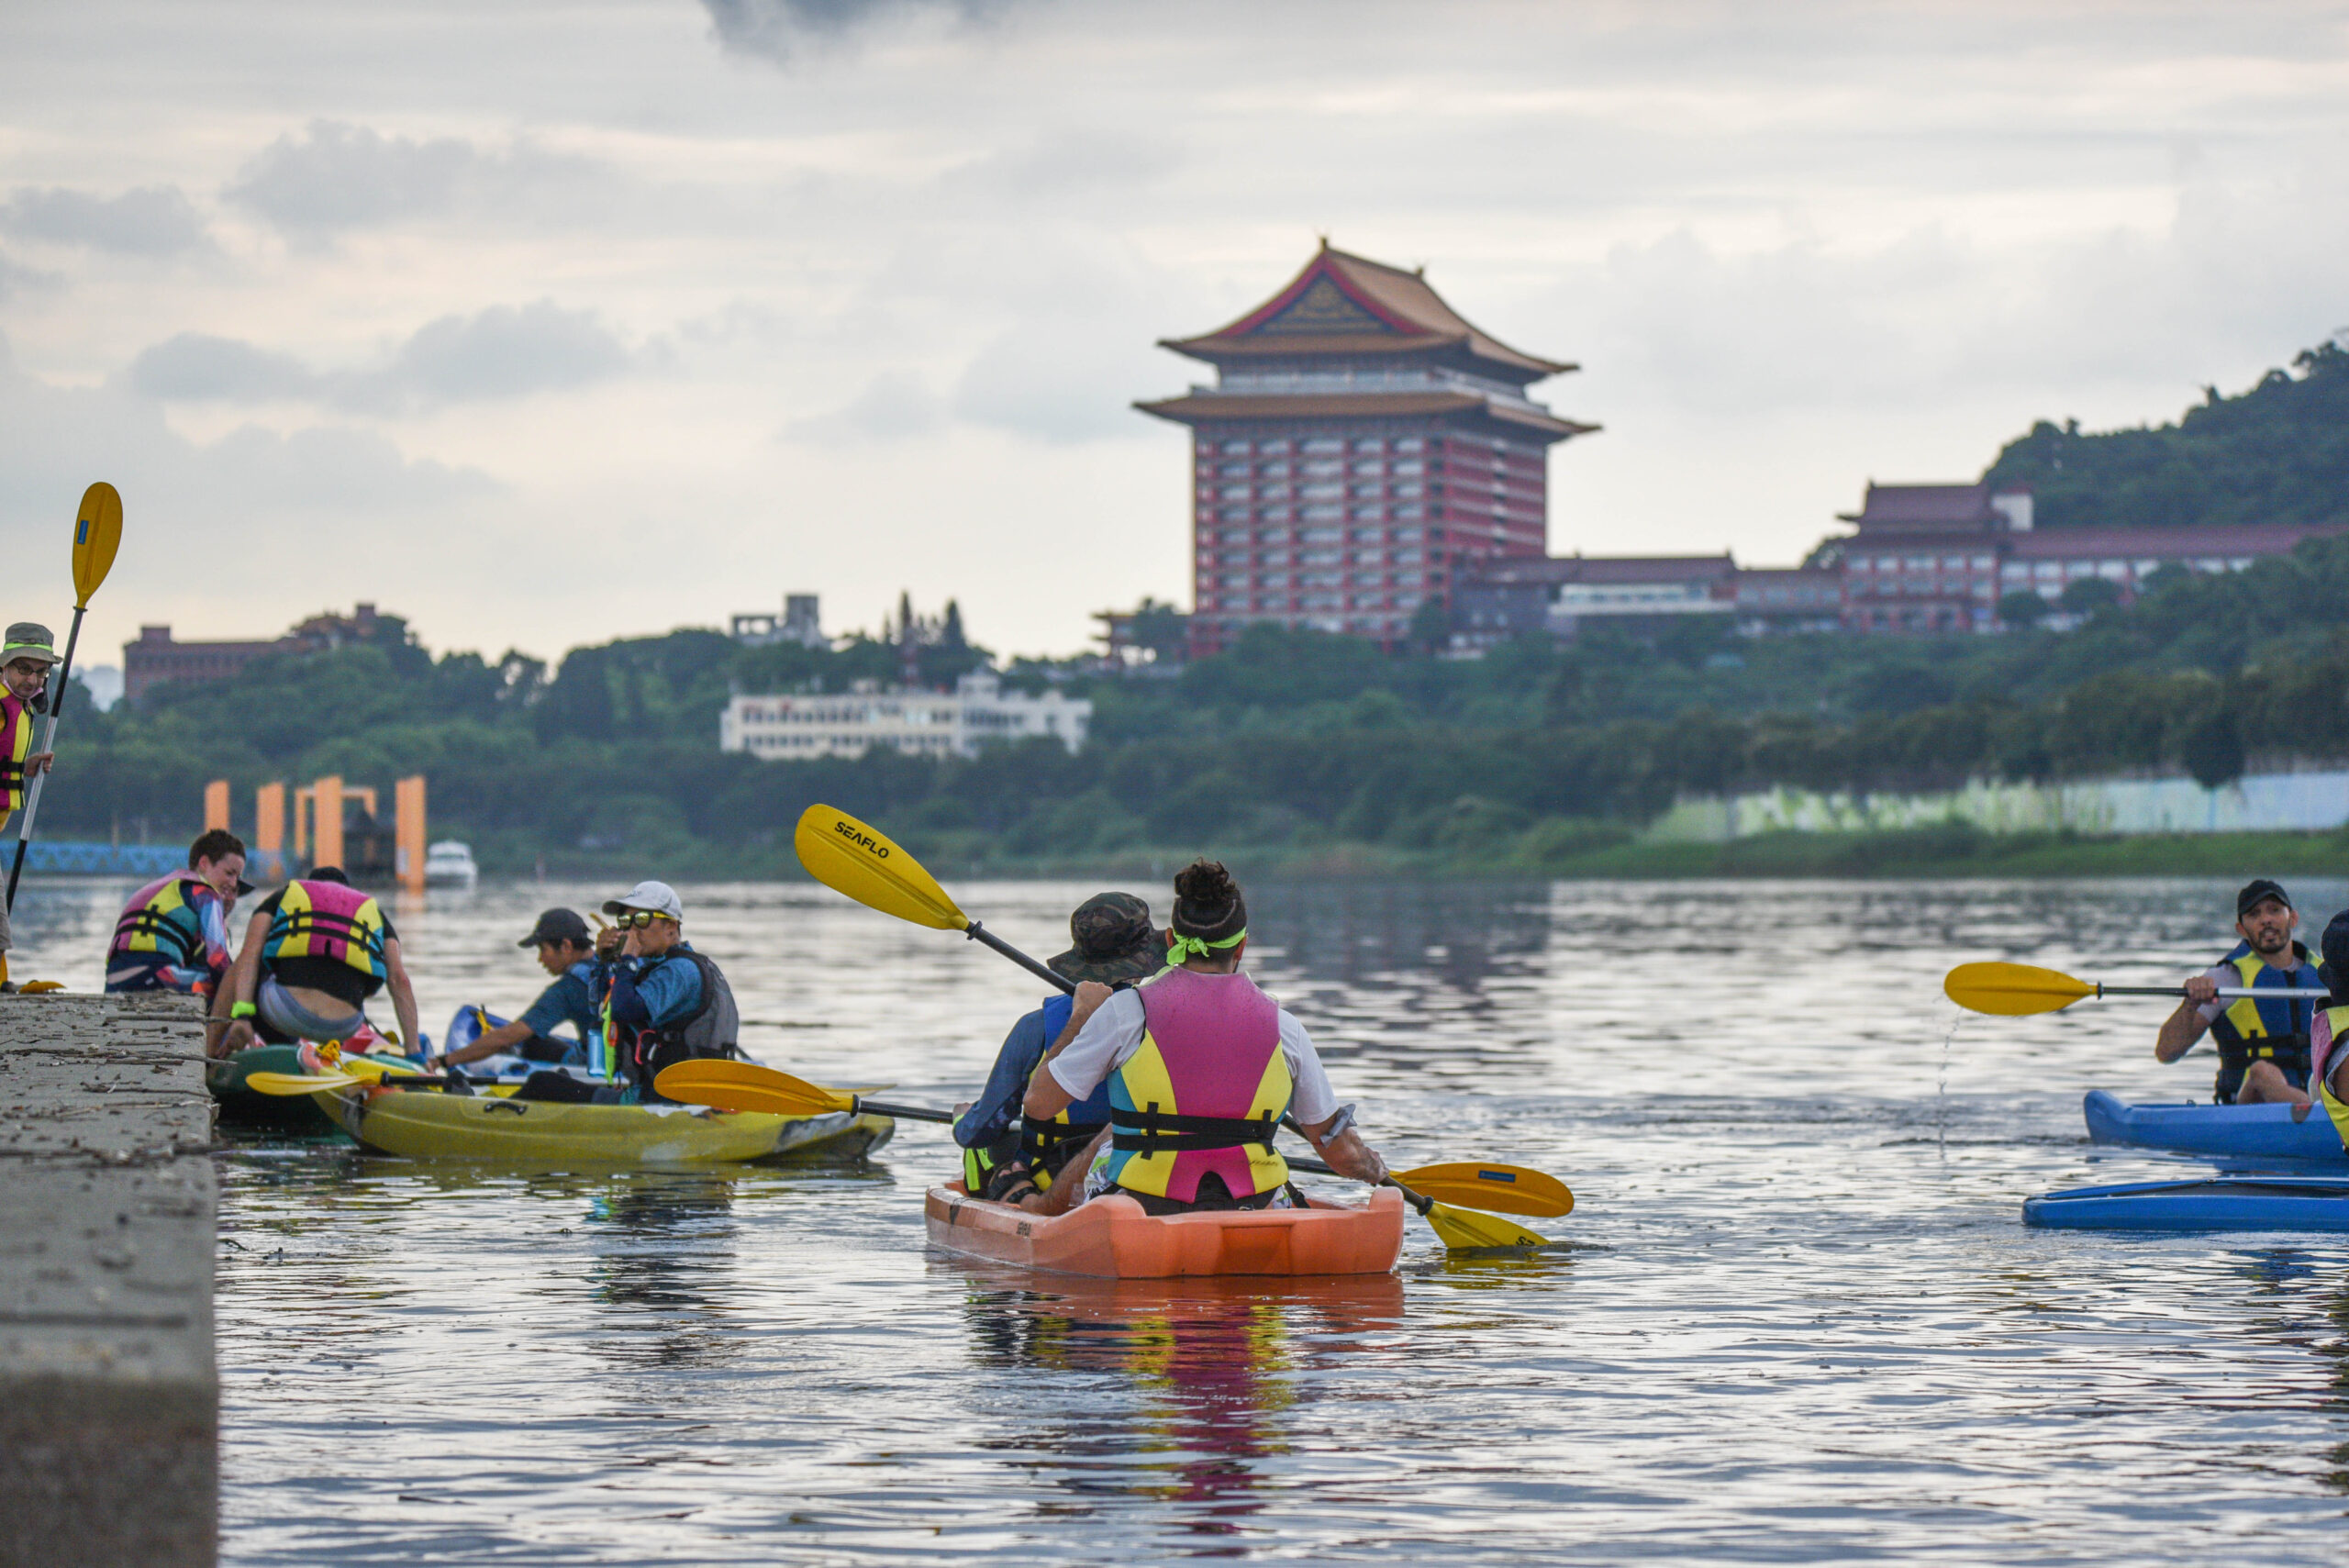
[313,775,344,872]
[203,780,230,832]
[395,775,427,893]
[255,783,284,856]
[292,787,311,858]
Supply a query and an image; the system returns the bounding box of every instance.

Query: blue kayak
[2025,1175,2349,1231]
[2081,1089,2345,1162]
[440,1005,600,1085]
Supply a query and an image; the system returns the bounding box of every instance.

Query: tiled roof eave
[1136,391,1594,440]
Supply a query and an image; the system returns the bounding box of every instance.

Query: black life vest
[622,948,740,1097]
[2206,940,2321,1104]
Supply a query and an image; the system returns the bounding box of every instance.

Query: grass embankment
[582,819,2349,884]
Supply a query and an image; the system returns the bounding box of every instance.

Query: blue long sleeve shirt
[954,994,1113,1148]
[606,944,705,1034]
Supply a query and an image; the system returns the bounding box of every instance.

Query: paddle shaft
[3,605,83,911]
[2107,985,2331,1000]
[966,921,1074,994]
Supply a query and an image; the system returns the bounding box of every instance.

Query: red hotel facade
[1138,244,1595,654]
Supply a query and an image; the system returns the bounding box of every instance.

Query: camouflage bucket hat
[1048,891,1160,985]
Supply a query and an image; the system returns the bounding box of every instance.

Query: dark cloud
[701,0,1014,60]
[223,121,600,239]
[126,302,632,413]
[0,185,208,255]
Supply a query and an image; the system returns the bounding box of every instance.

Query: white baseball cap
[602,879,684,922]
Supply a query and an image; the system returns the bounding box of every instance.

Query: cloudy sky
[2,1,2345,669]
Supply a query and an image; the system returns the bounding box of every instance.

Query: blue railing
[0,840,291,881]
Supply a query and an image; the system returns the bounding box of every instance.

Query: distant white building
[731,594,826,648]
[720,671,1092,761]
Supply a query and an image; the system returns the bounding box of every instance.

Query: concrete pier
[0,995,216,1568]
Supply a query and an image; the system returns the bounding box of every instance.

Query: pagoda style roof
[1162,244,1575,383]
[1134,389,1597,441]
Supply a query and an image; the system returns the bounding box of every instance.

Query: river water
[15,873,2349,1565]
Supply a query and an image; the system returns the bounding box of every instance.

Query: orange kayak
[924,1181,1406,1279]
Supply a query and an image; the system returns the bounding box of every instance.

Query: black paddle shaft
[963,921,1074,995]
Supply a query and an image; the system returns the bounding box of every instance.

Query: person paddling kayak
[2307,912,2349,1131]
[952,891,1161,1209]
[208,867,422,1060]
[1021,859,1389,1216]
[2157,878,2322,1106]
[429,907,600,1071]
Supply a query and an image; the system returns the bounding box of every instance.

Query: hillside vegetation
[38,337,2349,878]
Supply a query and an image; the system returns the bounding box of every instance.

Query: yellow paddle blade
[1422,1201,1549,1250]
[1943,962,2098,1017]
[1398,1162,1574,1219]
[71,483,123,608]
[16,980,63,995]
[247,1071,362,1095]
[654,1059,855,1115]
[794,804,967,932]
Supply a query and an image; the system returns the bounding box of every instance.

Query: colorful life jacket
[0,692,32,821]
[107,871,224,977]
[2207,940,2321,1103]
[263,880,391,984]
[1104,967,1292,1204]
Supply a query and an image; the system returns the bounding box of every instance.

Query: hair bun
[1174,859,1236,909]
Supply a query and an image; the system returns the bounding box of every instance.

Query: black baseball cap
[2238,879,2295,917]
[518,907,592,949]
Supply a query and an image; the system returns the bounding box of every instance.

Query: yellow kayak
[310,1082,895,1165]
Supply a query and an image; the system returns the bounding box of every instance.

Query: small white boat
[422,840,479,887]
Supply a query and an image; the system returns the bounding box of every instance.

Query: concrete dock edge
[0,994,217,1568]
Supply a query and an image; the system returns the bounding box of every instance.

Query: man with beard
[2157,879,2325,1106]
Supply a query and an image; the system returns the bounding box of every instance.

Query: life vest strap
[1108,1105,1277,1153]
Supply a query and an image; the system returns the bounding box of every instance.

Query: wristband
[230,1001,257,1019]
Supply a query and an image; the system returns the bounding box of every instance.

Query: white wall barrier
[1644,768,2349,844]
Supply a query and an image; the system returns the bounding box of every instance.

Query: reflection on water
[11,873,2349,1562]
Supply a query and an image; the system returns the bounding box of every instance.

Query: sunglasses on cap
[614,909,676,929]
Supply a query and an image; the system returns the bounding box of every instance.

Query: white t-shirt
[1047,979,1341,1129]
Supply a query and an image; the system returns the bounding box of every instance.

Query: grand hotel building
[1138,245,1595,654]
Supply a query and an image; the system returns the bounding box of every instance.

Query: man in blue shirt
[511,880,736,1104]
[600,879,736,1100]
[953,891,1160,1207]
[430,908,601,1071]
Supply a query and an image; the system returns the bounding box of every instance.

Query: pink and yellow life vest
[0,693,32,822]
[263,879,390,983]
[1104,967,1292,1204]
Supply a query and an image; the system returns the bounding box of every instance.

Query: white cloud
[126,302,633,413]
[0,185,208,255]
[223,120,604,240]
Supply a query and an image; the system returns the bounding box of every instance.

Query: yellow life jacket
[262,879,390,983]
[2206,940,2320,1103]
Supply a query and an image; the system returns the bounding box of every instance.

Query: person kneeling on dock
[428,907,600,1072]
[953,891,1161,1209]
[1020,859,1388,1216]
[208,867,422,1060]
[515,881,737,1104]
[104,828,250,996]
[2157,879,2322,1106]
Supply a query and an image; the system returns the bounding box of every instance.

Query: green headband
[1167,928,1247,964]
